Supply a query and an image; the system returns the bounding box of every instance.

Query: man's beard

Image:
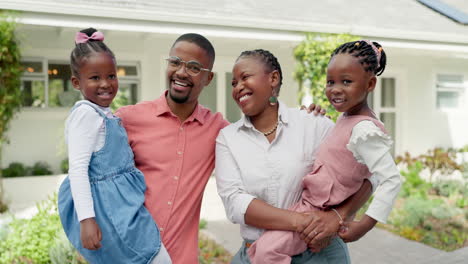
[169,87,191,104]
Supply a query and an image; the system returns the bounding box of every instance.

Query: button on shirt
[116,92,228,264]
[215,101,335,241]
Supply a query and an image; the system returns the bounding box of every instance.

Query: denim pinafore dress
[58,101,161,264]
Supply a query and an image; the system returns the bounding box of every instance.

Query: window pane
[117,65,138,77]
[22,80,45,107]
[380,112,395,156]
[49,63,79,107]
[437,91,459,109]
[437,74,463,83]
[381,78,395,108]
[437,74,464,89]
[22,61,43,73]
[225,72,241,123]
[198,73,217,112]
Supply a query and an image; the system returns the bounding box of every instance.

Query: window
[369,77,398,156]
[436,74,465,110]
[21,59,140,108]
[112,64,140,109]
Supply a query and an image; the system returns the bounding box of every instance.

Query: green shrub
[432,180,464,197]
[391,197,440,228]
[400,161,431,198]
[2,162,29,177]
[199,218,207,230]
[30,161,53,176]
[49,230,87,264]
[0,194,61,264]
[60,158,69,174]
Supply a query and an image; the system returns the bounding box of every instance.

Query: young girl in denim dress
[58,28,171,264]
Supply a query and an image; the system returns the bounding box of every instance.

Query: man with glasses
[116,33,229,264]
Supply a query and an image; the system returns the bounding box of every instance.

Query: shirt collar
[154,90,206,125]
[238,100,289,130]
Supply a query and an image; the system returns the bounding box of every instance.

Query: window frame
[435,72,466,112]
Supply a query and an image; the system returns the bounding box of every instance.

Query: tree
[0,12,23,212]
[293,33,359,121]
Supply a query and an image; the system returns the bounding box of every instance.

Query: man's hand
[300,103,326,116]
[80,218,102,250]
[299,210,341,252]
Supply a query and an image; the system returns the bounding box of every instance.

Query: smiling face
[325,53,376,115]
[166,41,214,105]
[71,52,118,107]
[231,57,279,118]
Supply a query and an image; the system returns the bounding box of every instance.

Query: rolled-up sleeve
[215,131,256,225]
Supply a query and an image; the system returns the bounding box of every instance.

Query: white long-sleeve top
[65,100,113,221]
[215,102,382,241]
[347,120,402,223]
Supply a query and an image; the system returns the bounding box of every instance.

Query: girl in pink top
[248,40,402,264]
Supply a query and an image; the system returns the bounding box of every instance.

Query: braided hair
[236,49,283,94]
[331,40,387,76]
[70,28,115,77]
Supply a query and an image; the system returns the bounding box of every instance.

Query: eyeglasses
[165,56,211,76]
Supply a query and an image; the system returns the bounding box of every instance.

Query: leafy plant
[0,11,23,213]
[2,161,29,177]
[61,158,69,174]
[399,161,431,198]
[0,194,62,264]
[199,218,207,230]
[293,33,359,121]
[198,233,232,264]
[49,230,87,264]
[30,161,53,176]
[396,148,462,182]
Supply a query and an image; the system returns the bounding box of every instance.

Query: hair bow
[75,31,105,44]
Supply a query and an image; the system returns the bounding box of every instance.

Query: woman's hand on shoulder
[300,103,327,116]
[80,218,102,250]
[298,210,341,252]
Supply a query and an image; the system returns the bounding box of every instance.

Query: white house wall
[391,50,468,156]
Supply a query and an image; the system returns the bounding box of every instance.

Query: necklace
[262,121,279,136]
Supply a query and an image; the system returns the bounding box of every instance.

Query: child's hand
[80,218,102,250]
[338,215,376,243]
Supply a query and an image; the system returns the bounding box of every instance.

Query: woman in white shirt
[216,49,369,263]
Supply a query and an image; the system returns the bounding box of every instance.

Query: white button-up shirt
[215,101,335,240]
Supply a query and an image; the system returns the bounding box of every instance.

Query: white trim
[4,1,468,44]
[13,12,304,42]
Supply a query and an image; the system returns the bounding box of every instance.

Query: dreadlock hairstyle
[331,40,387,76]
[236,49,283,94]
[70,28,115,77]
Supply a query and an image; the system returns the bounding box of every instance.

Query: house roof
[1,0,468,45]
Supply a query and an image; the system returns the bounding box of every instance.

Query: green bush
[49,230,87,264]
[61,158,69,174]
[2,162,29,177]
[432,180,465,197]
[30,161,53,176]
[400,161,431,198]
[0,194,61,264]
